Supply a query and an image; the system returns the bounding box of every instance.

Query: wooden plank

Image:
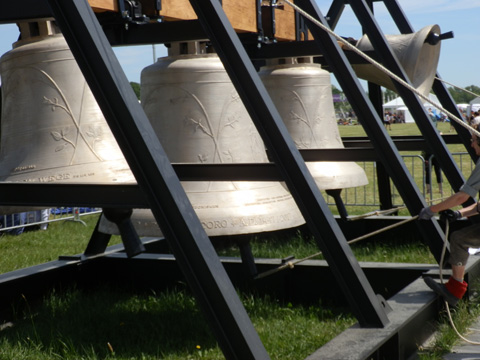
[223,0,256,33]
[89,0,118,12]
[160,0,197,20]
[89,0,301,41]
[274,4,296,41]
[159,0,298,41]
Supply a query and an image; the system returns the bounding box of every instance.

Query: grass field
[0,120,476,359]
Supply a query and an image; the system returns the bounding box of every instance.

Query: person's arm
[430,191,470,213]
[459,201,480,218]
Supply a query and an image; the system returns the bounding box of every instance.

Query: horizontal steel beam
[103,20,208,46]
[0,134,468,207]
[0,0,52,23]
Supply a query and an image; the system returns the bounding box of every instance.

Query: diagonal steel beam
[45,0,269,358]
[292,0,450,262]
[187,0,389,327]
[326,0,346,29]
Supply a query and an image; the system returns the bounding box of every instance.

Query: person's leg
[451,264,466,282]
[425,223,480,305]
[424,155,432,196]
[448,224,480,278]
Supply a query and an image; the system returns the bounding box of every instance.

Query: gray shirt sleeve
[459,158,480,198]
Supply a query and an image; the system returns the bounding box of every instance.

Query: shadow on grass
[2,285,219,359]
[1,283,354,359]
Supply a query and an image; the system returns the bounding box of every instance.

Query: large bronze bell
[100,41,305,237]
[0,21,134,214]
[259,58,369,194]
[350,25,441,97]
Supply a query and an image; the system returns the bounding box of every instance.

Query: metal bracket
[117,0,149,26]
[295,6,309,41]
[256,0,282,47]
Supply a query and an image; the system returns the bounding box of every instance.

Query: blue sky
[0,0,478,92]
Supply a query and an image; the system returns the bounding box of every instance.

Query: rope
[282,0,480,139]
[347,215,417,245]
[254,214,418,279]
[427,195,451,206]
[435,78,480,99]
[348,196,449,221]
[348,206,406,221]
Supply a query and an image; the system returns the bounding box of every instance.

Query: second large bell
[137,42,304,236]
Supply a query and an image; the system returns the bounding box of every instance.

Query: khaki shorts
[449,223,480,266]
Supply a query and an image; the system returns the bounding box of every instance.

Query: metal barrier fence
[324,152,475,211]
[0,207,102,235]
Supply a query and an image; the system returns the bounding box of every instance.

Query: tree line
[332,84,480,118]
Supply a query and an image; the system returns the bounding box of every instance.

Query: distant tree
[332,84,342,94]
[383,88,396,103]
[331,85,353,118]
[448,84,480,104]
[130,82,140,100]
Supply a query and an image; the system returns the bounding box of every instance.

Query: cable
[254,214,418,279]
[282,0,480,139]
[347,206,406,221]
[435,78,480,99]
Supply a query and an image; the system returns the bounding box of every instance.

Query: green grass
[0,215,121,274]
[0,286,355,360]
[0,215,357,360]
[338,120,455,138]
[216,228,436,264]
[0,212,431,360]
[418,281,480,359]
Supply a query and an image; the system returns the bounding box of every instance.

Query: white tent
[470,97,480,113]
[383,94,439,123]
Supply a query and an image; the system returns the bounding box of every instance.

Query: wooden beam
[89,0,300,41]
[159,0,298,41]
[89,0,118,12]
[274,4,296,41]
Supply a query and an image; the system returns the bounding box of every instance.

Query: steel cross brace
[187,0,389,327]
[45,0,269,358]
[295,0,450,263]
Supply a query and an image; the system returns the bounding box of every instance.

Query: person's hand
[419,207,435,220]
[440,209,461,223]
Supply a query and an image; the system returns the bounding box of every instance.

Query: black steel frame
[0,0,474,358]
